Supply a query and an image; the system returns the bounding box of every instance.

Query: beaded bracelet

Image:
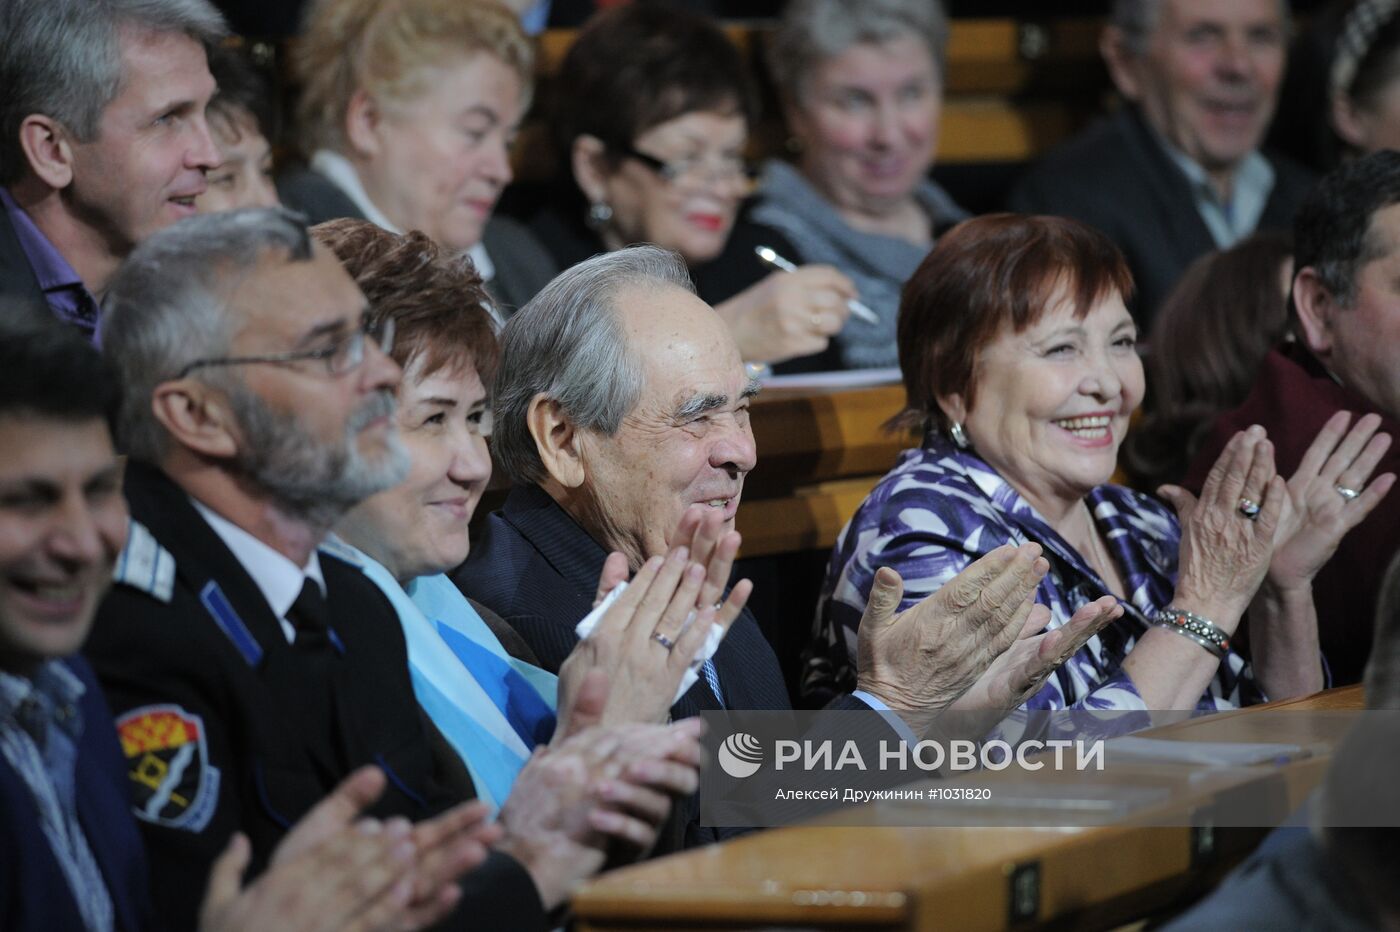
[1151,607,1230,660]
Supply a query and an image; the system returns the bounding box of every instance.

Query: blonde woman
[280,0,555,314]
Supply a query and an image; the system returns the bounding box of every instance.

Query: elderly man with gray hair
[0,0,224,338]
[84,208,709,930]
[458,243,1124,843]
[1008,0,1315,324]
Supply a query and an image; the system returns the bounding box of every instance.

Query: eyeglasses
[613,144,756,190]
[175,314,395,379]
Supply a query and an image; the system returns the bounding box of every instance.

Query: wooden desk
[574,687,1363,931]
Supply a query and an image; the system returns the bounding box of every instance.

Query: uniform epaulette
[112,518,176,603]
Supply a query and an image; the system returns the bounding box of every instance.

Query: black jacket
[527,201,835,373]
[277,165,557,316]
[1007,105,1315,326]
[455,485,791,714]
[453,485,886,843]
[0,657,155,932]
[85,461,547,931]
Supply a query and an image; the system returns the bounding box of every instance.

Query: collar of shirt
[308,149,495,282]
[190,497,326,643]
[0,186,100,334]
[0,660,85,740]
[1151,134,1275,249]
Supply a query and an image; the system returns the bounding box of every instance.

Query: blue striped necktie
[701,658,725,708]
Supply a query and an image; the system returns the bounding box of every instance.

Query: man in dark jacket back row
[1010,0,1314,325]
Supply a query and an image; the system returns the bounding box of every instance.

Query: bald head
[617,280,751,402]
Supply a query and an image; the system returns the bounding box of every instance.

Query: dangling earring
[586,201,613,230]
[949,421,970,449]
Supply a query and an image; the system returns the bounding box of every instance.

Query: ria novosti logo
[716,732,1109,780]
[718,732,764,778]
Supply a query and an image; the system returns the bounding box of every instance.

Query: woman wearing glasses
[531,3,859,371]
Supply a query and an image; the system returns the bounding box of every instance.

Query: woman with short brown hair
[808,214,1390,715]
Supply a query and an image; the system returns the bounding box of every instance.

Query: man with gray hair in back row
[1009,0,1314,324]
[84,208,706,930]
[0,0,223,337]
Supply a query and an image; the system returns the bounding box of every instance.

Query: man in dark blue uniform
[0,306,507,931]
[86,209,701,930]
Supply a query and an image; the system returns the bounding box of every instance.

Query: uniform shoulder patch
[112,519,176,603]
[116,704,220,832]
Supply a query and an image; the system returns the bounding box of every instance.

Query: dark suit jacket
[0,200,45,313]
[0,657,155,932]
[277,164,556,314]
[84,461,547,931]
[454,485,892,844]
[1184,345,1400,685]
[1007,106,1315,326]
[455,484,792,715]
[480,215,558,315]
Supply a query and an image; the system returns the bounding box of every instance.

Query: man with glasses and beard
[83,208,706,931]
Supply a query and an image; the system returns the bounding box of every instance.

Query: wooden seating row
[573,686,1364,931]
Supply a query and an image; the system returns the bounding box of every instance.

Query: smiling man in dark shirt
[0,0,224,337]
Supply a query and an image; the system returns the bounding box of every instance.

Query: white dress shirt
[191,499,326,644]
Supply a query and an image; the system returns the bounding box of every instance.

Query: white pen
[754,245,880,325]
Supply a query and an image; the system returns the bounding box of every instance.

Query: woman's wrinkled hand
[1158,426,1285,629]
[1266,411,1395,593]
[717,266,856,364]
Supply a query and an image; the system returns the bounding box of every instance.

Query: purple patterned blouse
[807,433,1261,713]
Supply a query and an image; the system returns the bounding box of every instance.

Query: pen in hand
[754,246,880,325]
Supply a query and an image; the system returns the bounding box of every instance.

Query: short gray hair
[492,245,694,485]
[102,207,313,464]
[1109,0,1163,54]
[0,0,227,185]
[1109,0,1289,55]
[768,0,949,103]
